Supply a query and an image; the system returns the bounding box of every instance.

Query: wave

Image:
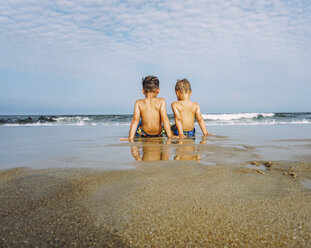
[55,116,91,122]
[202,113,275,121]
[206,119,311,126]
[1,113,311,127]
[2,122,132,127]
[3,120,311,127]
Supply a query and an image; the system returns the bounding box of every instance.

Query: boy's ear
[142,89,146,94]
[156,88,160,94]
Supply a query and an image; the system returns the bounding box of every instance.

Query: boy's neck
[178,93,191,101]
[144,92,158,99]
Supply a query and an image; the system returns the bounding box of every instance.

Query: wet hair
[175,78,192,93]
[142,75,159,92]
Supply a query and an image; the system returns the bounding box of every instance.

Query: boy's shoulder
[156,98,166,107]
[191,101,200,108]
[157,97,166,102]
[134,99,144,106]
[135,97,166,105]
[153,97,166,104]
[171,100,199,107]
[135,98,145,103]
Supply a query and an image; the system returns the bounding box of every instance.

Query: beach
[1,121,311,247]
[2,0,311,245]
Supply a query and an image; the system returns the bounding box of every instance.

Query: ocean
[1,112,311,126]
[1,112,311,170]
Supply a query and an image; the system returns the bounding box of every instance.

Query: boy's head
[142,76,160,93]
[175,78,192,93]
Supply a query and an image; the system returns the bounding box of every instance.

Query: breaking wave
[202,113,275,121]
[1,112,311,126]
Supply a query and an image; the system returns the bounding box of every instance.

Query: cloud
[1,0,310,75]
[0,0,310,113]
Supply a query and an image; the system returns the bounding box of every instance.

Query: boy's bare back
[171,78,210,137]
[135,97,167,135]
[171,100,199,131]
[122,76,173,141]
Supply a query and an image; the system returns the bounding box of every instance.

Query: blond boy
[171,79,211,138]
[121,76,173,141]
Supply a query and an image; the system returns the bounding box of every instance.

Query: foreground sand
[1,158,311,247]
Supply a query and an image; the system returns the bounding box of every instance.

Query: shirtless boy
[171,78,212,138]
[121,76,173,141]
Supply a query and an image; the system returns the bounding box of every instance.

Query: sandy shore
[1,156,311,247]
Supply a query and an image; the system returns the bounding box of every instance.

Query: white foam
[76,121,85,126]
[55,116,89,122]
[1,114,310,127]
[3,120,310,127]
[202,113,275,121]
[3,123,55,127]
[101,123,131,126]
[203,120,311,126]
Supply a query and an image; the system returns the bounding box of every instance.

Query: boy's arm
[195,104,210,136]
[128,101,141,140]
[160,99,173,138]
[131,145,142,161]
[171,103,185,138]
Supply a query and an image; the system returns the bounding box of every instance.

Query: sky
[0,0,310,114]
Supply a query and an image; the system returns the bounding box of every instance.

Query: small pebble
[256,169,265,175]
[250,161,260,167]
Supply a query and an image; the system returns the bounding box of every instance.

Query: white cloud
[0,0,310,110]
[1,1,309,64]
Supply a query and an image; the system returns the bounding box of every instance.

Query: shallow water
[0,124,311,170]
[245,163,267,171]
[0,126,133,170]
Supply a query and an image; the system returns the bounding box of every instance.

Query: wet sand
[1,144,311,247]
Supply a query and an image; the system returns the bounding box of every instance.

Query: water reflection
[172,138,201,161]
[130,137,207,162]
[131,138,170,161]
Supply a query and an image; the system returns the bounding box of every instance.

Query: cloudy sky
[0,0,310,114]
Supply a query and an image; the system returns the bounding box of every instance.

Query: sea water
[1,112,311,126]
[1,113,311,170]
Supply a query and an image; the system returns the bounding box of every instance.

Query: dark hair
[142,75,159,92]
[175,78,192,93]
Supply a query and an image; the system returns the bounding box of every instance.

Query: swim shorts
[135,121,165,137]
[171,124,195,137]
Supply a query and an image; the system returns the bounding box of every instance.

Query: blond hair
[175,78,192,93]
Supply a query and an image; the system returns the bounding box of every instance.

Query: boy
[121,76,173,141]
[171,78,211,138]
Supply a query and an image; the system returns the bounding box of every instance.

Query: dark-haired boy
[121,76,173,141]
[171,79,212,138]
